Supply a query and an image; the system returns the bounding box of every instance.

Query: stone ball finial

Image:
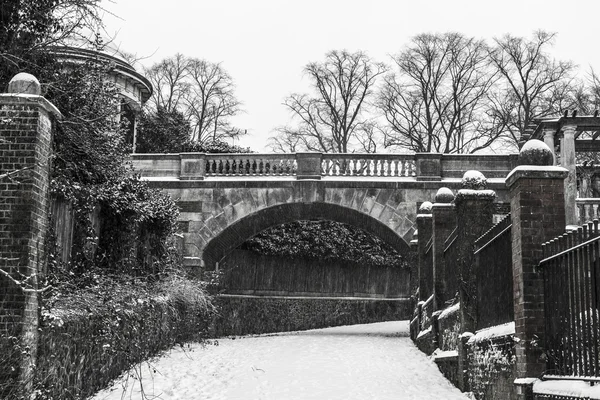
[8,73,41,95]
[418,201,433,213]
[461,170,488,190]
[435,187,454,203]
[519,139,554,166]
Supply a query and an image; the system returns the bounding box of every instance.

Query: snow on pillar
[506,139,567,384]
[561,124,577,225]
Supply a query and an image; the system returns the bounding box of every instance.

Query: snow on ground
[91,321,470,400]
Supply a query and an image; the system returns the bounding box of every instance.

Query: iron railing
[473,214,513,330]
[539,220,600,377]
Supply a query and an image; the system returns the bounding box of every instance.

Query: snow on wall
[534,379,600,399]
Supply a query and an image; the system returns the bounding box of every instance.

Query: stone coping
[0,93,62,117]
[505,165,568,188]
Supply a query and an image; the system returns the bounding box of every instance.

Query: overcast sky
[101,0,600,151]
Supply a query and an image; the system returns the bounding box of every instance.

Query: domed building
[50,44,152,151]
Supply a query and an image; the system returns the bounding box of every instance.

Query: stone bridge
[132,152,518,270]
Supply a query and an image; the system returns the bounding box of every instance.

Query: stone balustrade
[576,198,600,225]
[131,152,518,181]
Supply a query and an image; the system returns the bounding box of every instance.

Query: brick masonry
[506,167,568,381]
[0,92,59,394]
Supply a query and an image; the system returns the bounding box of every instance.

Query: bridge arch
[202,202,411,270]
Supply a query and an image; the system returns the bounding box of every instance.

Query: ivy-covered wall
[438,304,460,351]
[467,332,517,400]
[35,294,214,399]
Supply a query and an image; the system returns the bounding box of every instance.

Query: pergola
[529,112,600,225]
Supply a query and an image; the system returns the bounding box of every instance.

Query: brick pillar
[0,73,60,396]
[416,202,433,301]
[506,139,567,388]
[454,171,496,333]
[561,124,577,226]
[432,188,455,311]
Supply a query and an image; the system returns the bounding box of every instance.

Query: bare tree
[271,50,388,153]
[488,30,575,146]
[144,53,189,113]
[144,55,243,145]
[186,59,242,143]
[378,33,500,154]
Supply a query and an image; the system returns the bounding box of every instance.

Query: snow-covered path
[91,321,469,400]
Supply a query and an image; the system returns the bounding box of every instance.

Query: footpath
[92,321,469,400]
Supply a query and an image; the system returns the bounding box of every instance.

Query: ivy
[242,220,408,268]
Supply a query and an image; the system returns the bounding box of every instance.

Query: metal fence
[473,214,513,330]
[443,227,459,305]
[539,220,600,377]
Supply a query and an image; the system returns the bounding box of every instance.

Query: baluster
[393,159,399,176]
[366,158,372,176]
